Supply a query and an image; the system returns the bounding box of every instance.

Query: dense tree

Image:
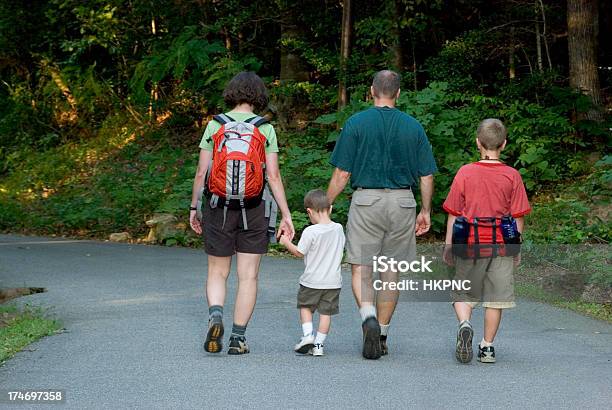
[567,0,603,120]
[338,0,352,109]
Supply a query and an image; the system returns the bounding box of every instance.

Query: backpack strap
[245,115,268,127]
[473,218,480,261]
[487,218,497,271]
[213,113,235,125]
[245,116,270,147]
[206,114,235,143]
[263,185,278,244]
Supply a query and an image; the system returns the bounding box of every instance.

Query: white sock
[459,319,471,328]
[359,305,377,322]
[380,324,390,337]
[314,332,327,345]
[302,322,313,337]
[480,338,493,347]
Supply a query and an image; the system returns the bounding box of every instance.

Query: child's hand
[279,234,291,247]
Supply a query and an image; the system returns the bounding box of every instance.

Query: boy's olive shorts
[297,285,340,315]
[345,188,417,266]
[451,256,516,309]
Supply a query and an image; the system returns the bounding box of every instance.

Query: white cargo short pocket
[353,195,381,206]
[397,197,417,208]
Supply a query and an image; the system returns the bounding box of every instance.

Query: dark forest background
[0,0,610,247]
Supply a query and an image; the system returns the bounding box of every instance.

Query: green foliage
[424,31,485,92]
[0,114,197,236]
[526,157,611,244]
[0,305,61,363]
[0,0,609,250]
[130,26,226,103]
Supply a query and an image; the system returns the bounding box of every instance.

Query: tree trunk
[535,2,543,72]
[509,26,516,79]
[410,29,418,91]
[391,0,404,72]
[538,0,553,69]
[567,0,603,120]
[279,5,309,82]
[338,0,352,109]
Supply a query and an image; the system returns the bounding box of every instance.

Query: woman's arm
[189,149,212,234]
[265,152,295,240]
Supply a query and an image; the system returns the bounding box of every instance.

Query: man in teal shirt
[327,70,437,360]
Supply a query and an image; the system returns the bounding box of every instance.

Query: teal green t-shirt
[329,106,437,189]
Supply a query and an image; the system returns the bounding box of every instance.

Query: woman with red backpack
[189,72,294,355]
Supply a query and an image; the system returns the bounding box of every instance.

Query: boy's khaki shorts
[297,285,340,315]
[451,256,516,309]
[345,188,417,266]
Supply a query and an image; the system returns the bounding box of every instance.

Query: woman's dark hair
[222,71,269,112]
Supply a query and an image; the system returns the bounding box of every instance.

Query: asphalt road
[0,234,610,409]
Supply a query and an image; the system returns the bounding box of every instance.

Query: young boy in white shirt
[279,189,345,356]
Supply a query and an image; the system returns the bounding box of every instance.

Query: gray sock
[209,305,223,320]
[231,323,247,338]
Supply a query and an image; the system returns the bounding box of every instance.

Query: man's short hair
[222,71,269,112]
[477,119,507,150]
[372,70,401,98]
[304,189,330,212]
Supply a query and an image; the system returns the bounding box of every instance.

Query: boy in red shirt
[442,119,530,364]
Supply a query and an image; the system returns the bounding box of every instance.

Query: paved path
[0,234,610,409]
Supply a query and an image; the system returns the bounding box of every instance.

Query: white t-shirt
[297,222,345,289]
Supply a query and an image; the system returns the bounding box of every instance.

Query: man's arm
[327,167,351,204]
[415,174,434,236]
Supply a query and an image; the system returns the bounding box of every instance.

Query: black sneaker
[204,316,224,353]
[227,336,250,355]
[380,335,388,356]
[362,317,382,360]
[477,344,496,363]
[455,321,473,363]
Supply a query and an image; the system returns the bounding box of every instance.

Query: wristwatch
[189,206,197,211]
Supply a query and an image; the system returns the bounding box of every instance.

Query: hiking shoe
[227,336,250,355]
[455,321,473,363]
[477,345,496,363]
[311,343,324,356]
[294,335,315,354]
[362,317,382,360]
[204,316,224,353]
[380,335,388,356]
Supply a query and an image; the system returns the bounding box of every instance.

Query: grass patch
[0,305,61,363]
[516,283,612,322]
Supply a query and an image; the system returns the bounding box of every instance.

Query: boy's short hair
[477,119,507,150]
[304,189,330,212]
[372,70,401,98]
[222,71,269,112]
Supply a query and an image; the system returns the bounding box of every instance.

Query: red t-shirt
[443,162,531,244]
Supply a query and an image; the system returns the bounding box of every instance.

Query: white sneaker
[294,335,315,354]
[311,343,324,356]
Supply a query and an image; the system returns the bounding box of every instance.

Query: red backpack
[205,113,269,229]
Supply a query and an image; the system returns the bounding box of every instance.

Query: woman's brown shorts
[202,200,269,257]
